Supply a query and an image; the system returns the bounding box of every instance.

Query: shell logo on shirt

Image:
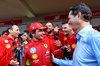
[72,44,76,49]
[64,37,67,40]
[44,44,47,48]
[30,47,36,53]
[33,59,39,63]
[6,44,11,48]
[4,40,8,43]
[32,54,38,59]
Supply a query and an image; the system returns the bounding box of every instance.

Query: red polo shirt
[59,32,77,59]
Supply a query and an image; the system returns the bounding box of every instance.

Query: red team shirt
[0,35,20,65]
[45,32,65,59]
[23,37,53,66]
[23,34,64,66]
[59,31,77,59]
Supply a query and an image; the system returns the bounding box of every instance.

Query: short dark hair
[6,24,17,34]
[69,3,92,22]
[29,29,36,38]
[46,22,53,26]
[2,30,7,35]
[62,20,69,24]
[23,30,29,34]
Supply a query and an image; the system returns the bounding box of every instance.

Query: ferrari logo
[44,44,47,48]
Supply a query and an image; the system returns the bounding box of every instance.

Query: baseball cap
[29,22,47,32]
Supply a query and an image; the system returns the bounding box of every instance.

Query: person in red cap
[23,22,65,66]
[0,24,20,66]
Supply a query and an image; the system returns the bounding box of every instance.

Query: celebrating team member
[0,24,20,66]
[23,22,55,66]
[59,20,77,60]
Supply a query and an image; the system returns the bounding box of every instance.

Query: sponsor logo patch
[32,54,38,59]
[72,44,76,49]
[6,44,11,48]
[44,44,47,48]
[4,40,8,43]
[30,47,36,53]
[64,37,67,40]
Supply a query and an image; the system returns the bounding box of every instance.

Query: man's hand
[51,53,55,62]
[61,45,71,52]
[54,26,59,32]
[10,60,19,66]
[55,40,63,47]
[65,45,71,52]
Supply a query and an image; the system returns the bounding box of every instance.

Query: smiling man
[59,20,77,60]
[23,22,53,66]
[0,24,20,66]
[52,3,100,66]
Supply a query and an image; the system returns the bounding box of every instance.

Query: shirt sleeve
[49,38,64,56]
[0,46,9,65]
[91,32,100,65]
[54,57,73,66]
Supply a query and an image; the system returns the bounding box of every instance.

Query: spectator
[21,30,31,66]
[21,30,30,42]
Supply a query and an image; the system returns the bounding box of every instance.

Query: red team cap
[29,22,47,32]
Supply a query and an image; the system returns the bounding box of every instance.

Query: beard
[46,30,52,34]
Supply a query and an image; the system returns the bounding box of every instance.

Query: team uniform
[23,22,65,66]
[0,35,20,66]
[23,34,64,66]
[0,46,8,66]
[59,32,77,59]
[45,31,65,59]
[23,37,52,66]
